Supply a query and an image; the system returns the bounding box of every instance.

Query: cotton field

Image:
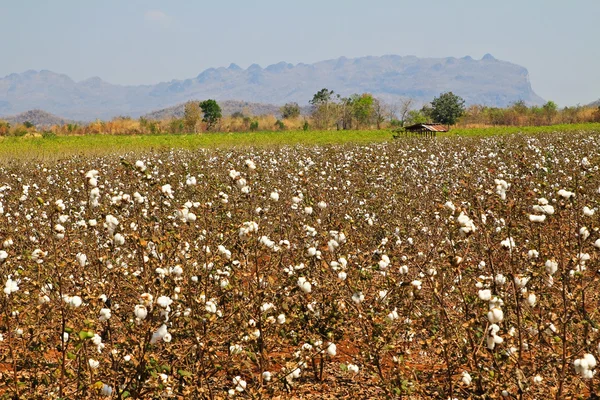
[2,131,600,398]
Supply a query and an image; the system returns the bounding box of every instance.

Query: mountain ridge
[0,54,545,121]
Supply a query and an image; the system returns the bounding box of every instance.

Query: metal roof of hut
[403,123,449,133]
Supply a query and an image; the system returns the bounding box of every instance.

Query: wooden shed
[403,123,448,137]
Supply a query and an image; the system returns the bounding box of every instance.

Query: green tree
[430,92,466,126]
[184,101,201,133]
[169,118,185,134]
[351,93,375,128]
[23,121,34,129]
[199,99,222,131]
[405,109,428,126]
[280,102,301,119]
[542,100,558,124]
[511,100,529,115]
[274,120,286,130]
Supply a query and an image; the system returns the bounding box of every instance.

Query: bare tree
[184,101,201,133]
[372,98,387,129]
[399,98,415,125]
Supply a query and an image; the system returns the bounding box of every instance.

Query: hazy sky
[1,0,598,106]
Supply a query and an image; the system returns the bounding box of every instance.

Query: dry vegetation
[2,130,600,399]
[1,100,599,138]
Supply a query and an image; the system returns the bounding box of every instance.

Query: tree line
[1,93,599,137]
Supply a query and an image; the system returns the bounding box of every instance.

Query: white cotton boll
[387,308,399,321]
[411,280,422,290]
[514,276,529,289]
[297,277,312,293]
[229,344,243,355]
[88,359,100,369]
[494,179,509,200]
[113,233,125,246]
[101,384,113,396]
[557,189,575,199]
[236,178,247,188]
[260,302,274,313]
[478,289,492,301]
[186,176,197,186]
[529,214,546,223]
[317,201,327,209]
[134,305,148,320]
[533,203,555,215]
[379,254,390,269]
[135,160,147,171]
[545,259,558,275]
[579,227,590,241]
[156,296,173,308]
[270,191,279,201]
[578,253,591,262]
[326,342,337,356]
[527,249,539,259]
[488,307,504,323]
[582,157,592,169]
[2,238,13,249]
[262,371,272,382]
[352,292,365,304]
[233,376,247,392]
[495,274,507,286]
[99,308,112,322]
[501,237,515,250]
[347,363,359,373]
[399,265,409,274]
[527,293,537,307]
[444,201,456,212]
[161,184,174,198]
[76,253,87,267]
[461,371,472,386]
[151,324,169,344]
[457,212,477,235]
[217,245,231,259]
[574,354,597,379]
[304,206,313,215]
[337,271,347,281]
[245,159,257,170]
[67,295,83,308]
[3,278,19,295]
[583,206,595,217]
[205,301,217,314]
[486,324,503,350]
[585,353,597,369]
[277,314,286,324]
[594,239,600,249]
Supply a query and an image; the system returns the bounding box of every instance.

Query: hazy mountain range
[0,54,545,121]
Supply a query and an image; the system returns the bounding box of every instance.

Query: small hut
[403,123,448,137]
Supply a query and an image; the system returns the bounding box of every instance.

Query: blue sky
[1,0,598,106]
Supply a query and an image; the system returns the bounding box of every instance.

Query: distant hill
[589,99,600,107]
[2,109,73,127]
[144,100,311,120]
[0,54,545,121]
